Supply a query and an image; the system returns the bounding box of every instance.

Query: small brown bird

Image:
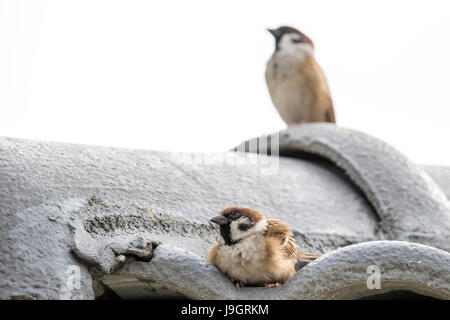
[208,207,319,288]
[265,26,336,125]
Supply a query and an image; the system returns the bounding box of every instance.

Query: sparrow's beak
[210,215,229,226]
[267,28,280,39]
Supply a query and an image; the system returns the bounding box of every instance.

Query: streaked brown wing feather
[282,237,298,260]
[265,219,292,238]
[301,57,336,123]
[265,219,320,262]
[265,219,297,260]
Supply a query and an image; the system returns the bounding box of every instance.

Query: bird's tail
[296,251,320,262]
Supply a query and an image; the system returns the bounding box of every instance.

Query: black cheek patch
[238,223,252,231]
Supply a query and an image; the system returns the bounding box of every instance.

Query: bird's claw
[231,278,244,289]
[263,282,280,288]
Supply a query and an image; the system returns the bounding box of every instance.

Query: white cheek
[229,219,247,242]
[278,35,313,56]
[278,34,295,49]
[230,218,268,242]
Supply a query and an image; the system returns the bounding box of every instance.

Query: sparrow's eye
[291,36,303,44]
[229,211,241,219]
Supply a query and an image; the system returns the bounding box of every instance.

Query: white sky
[1,0,450,165]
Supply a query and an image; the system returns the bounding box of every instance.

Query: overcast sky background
[1,0,450,165]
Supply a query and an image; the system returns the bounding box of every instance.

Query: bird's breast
[215,234,274,284]
[266,51,318,124]
[266,48,309,78]
[267,74,314,123]
[217,234,267,265]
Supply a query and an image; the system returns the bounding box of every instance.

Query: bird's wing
[265,219,297,260]
[265,219,320,262]
[300,57,336,123]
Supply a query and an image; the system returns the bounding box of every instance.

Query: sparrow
[265,26,336,125]
[207,207,319,288]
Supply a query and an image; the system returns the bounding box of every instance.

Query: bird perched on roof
[207,207,319,288]
[265,26,336,125]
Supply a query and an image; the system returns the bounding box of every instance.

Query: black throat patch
[219,224,239,246]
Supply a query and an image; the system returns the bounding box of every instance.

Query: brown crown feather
[219,206,264,223]
[276,26,314,48]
